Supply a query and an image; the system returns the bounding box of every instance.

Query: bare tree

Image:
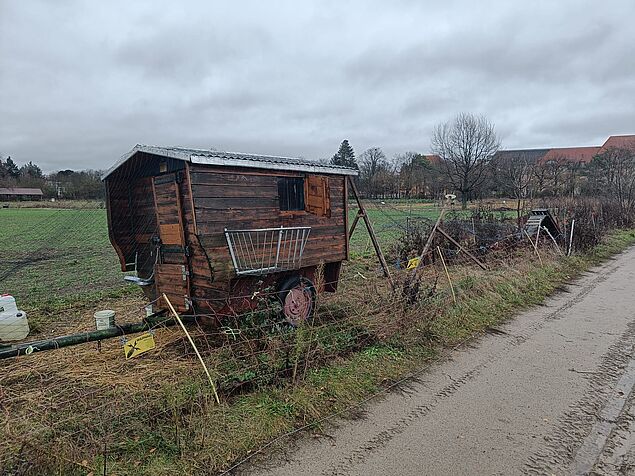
[540,158,567,196]
[359,147,389,198]
[591,147,635,211]
[431,113,500,208]
[492,152,536,227]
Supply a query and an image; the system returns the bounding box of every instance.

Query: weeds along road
[246,247,635,476]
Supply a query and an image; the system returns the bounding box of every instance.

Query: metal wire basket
[224,226,311,276]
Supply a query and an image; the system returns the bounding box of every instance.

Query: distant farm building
[538,146,600,166]
[597,135,635,154]
[0,187,43,201]
[492,149,551,164]
[493,134,635,168]
[422,154,442,166]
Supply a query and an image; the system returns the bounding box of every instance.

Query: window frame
[277,176,306,212]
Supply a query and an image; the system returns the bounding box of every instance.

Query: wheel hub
[283,285,312,325]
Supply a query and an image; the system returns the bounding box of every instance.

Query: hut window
[278,177,305,211]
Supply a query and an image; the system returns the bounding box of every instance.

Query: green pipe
[0,312,196,360]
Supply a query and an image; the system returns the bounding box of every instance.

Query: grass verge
[126,229,635,474]
[209,230,635,470]
[3,230,634,475]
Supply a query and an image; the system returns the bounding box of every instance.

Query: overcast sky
[1,0,634,172]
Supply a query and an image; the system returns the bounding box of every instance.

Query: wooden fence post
[347,177,394,287]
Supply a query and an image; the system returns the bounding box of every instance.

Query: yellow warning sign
[406,257,421,270]
[124,333,156,359]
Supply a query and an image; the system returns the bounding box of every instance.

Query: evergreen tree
[330,140,358,169]
[19,161,43,180]
[3,157,19,178]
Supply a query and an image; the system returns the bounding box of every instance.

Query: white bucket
[0,295,18,315]
[94,310,116,331]
[0,310,30,341]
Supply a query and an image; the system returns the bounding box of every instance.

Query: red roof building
[597,135,635,154]
[538,146,600,166]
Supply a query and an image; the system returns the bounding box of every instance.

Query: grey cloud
[1,0,634,172]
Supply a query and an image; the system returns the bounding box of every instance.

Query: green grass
[0,200,508,304]
[0,208,134,311]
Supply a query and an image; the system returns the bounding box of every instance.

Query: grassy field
[0,199,519,337]
[0,201,448,304]
[2,225,633,474]
[0,208,129,307]
[0,200,514,323]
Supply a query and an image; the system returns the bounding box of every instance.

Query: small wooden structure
[103,145,359,324]
[0,187,43,201]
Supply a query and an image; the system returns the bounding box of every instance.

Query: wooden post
[348,211,362,239]
[343,177,349,260]
[347,177,394,287]
[542,226,563,255]
[524,230,543,266]
[411,208,446,275]
[437,246,456,304]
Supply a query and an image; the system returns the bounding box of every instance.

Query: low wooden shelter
[0,187,43,201]
[103,145,358,324]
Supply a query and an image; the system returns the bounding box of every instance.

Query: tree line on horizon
[0,156,104,200]
[2,112,634,210]
[329,113,635,221]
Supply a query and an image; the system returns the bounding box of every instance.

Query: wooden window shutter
[305,176,330,217]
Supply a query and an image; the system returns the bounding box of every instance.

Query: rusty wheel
[278,276,316,327]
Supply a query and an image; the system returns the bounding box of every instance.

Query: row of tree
[0,156,104,200]
[329,113,635,219]
[3,114,633,208]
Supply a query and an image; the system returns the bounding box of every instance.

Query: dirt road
[247,247,635,475]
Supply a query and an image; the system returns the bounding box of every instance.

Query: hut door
[152,173,191,312]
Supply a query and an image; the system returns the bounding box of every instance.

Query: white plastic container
[0,295,18,315]
[94,310,116,331]
[0,310,30,341]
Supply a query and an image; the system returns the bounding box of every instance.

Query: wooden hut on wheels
[103,145,358,325]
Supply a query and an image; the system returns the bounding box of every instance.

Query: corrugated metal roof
[103,144,359,179]
[0,187,43,196]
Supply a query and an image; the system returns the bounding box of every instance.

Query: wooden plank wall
[189,165,347,285]
[106,175,157,274]
[178,167,228,305]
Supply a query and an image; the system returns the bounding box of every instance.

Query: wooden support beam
[411,208,446,275]
[347,177,394,287]
[436,226,488,270]
[524,229,543,266]
[437,246,456,304]
[348,210,362,239]
[541,226,564,255]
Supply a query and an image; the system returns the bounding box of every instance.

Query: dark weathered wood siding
[189,165,347,284]
[105,156,350,311]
